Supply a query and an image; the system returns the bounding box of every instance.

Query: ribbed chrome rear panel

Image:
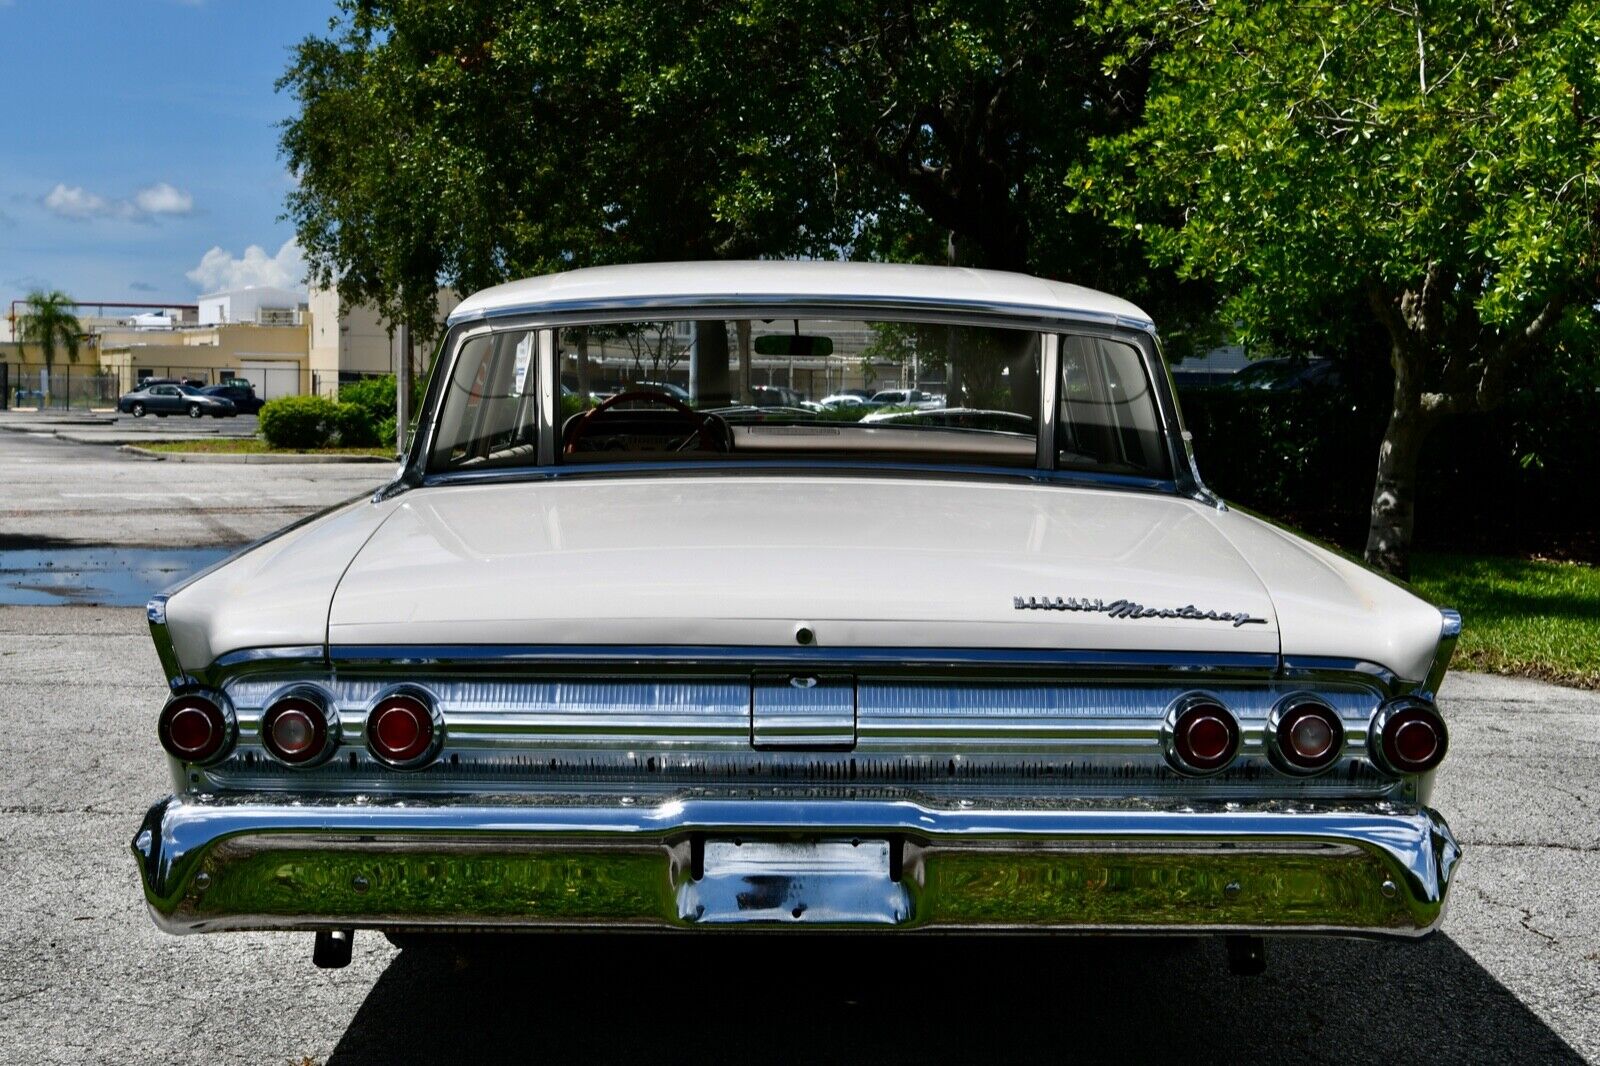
[199,674,1398,799]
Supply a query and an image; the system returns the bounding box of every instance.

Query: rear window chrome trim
[413,460,1179,494]
[408,306,1185,490]
[448,292,1156,332]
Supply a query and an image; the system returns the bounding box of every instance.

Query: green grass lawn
[141,439,393,458]
[1411,552,1600,689]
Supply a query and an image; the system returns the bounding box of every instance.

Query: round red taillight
[367,692,440,768]
[1269,697,1345,774]
[261,690,337,766]
[1164,695,1240,775]
[1371,698,1449,775]
[158,692,233,765]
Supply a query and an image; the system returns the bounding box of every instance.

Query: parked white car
[859,387,944,418]
[134,261,1460,973]
[816,392,874,410]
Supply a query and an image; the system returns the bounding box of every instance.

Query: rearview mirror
[754,333,834,357]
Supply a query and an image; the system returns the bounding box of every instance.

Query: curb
[119,445,394,465]
[58,432,240,445]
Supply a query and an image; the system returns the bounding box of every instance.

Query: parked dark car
[1218,358,1343,392]
[118,383,237,419]
[200,383,263,414]
[138,376,209,388]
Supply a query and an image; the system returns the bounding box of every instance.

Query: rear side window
[1058,336,1169,478]
[431,331,539,468]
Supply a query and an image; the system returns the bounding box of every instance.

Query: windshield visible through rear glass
[426,317,1170,479]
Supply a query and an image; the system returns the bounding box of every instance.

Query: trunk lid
[328,477,1279,655]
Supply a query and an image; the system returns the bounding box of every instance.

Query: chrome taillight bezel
[365,686,444,770]
[1266,693,1346,776]
[1161,692,1242,777]
[260,685,341,767]
[1369,697,1449,776]
[157,689,236,766]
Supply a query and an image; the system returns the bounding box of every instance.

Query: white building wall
[197,286,305,326]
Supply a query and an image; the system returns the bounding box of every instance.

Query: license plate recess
[677,839,909,926]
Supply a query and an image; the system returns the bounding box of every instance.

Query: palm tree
[18,290,82,407]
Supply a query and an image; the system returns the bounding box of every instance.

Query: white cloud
[43,183,113,219]
[185,238,306,294]
[41,181,194,221]
[133,182,194,216]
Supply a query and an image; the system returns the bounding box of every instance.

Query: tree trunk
[735,320,752,405]
[689,321,731,406]
[1364,342,1431,579]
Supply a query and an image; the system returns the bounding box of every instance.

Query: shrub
[259,395,340,449]
[339,374,428,450]
[377,416,399,451]
[333,403,380,447]
[338,375,398,424]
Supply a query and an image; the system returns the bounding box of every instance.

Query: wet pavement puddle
[0,547,233,606]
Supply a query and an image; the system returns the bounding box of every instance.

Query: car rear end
[129,263,1464,970]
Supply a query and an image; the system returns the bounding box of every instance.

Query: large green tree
[1082,1,1600,576]
[278,1,1206,347]
[17,290,82,407]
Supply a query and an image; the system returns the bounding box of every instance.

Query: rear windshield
[427,316,1170,479]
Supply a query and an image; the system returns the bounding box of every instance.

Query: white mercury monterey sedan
[133,261,1460,973]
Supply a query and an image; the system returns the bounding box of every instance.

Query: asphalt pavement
[0,609,1592,1064]
[0,419,389,549]
[0,428,1595,1064]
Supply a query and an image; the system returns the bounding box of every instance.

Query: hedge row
[257,376,426,450]
[258,395,380,449]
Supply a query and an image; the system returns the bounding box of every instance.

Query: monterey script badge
[1014,595,1268,628]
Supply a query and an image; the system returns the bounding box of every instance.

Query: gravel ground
[0,606,1594,1065]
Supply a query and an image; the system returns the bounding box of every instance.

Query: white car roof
[448,260,1153,328]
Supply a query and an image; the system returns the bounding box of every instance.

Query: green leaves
[279,0,1206,341]
[1081,0,1600,345]
[17,290,82,373]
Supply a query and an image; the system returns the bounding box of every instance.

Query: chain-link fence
[2,363,122,410]
[0,360,402,410]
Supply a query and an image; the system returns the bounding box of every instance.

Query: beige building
[97,321,311,399]
[4,285,463,408]
[307,284,461,397]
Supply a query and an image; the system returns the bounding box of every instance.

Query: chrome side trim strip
[1279,656,1410,698]
[327,644,1281,677]
[190,646,329,690]
[193,645,1415,700]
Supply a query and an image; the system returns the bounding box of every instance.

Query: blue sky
[0,0,339,311]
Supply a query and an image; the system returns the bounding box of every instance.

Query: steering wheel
[562,389,729,455]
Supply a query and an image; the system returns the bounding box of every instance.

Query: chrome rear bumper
[131,794,1460,937]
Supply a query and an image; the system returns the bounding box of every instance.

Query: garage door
[238,360,302,400]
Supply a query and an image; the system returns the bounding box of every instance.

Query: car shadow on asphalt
[327,933,1582,1064]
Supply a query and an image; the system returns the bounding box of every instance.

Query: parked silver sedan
[117,383,237,419]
